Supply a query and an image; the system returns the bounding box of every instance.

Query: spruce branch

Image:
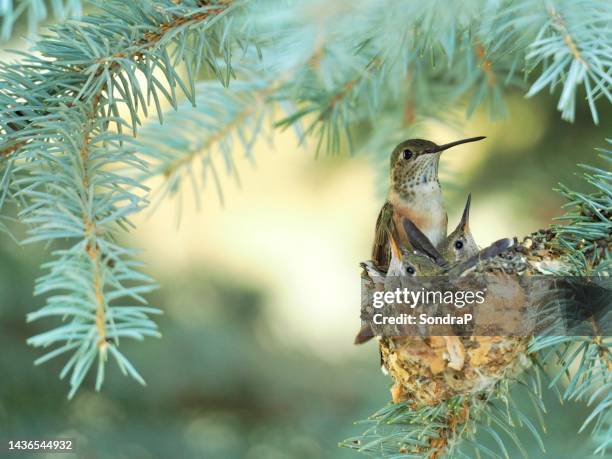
[15,102,159,398]
[0,0,85,41]
[0,0,248,396]
[517,0,612,124]
[271,0,523,152]
[342,376,547,459]
[0,0,239,157]
[527,141,612,456]
[131,79,276,208]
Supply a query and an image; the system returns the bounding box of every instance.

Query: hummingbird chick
[443,193,479,263]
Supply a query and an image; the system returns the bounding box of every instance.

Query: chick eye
[454,240,464,250]
[402,149,413,160]
[406,265,416,275]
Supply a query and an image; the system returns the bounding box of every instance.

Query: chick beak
[389,230,403,262]
[461,193,472,232]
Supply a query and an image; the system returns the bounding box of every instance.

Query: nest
[380,335,528,407]
[373,237,559,407]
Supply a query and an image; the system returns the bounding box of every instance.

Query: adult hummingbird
[371,136,486,271]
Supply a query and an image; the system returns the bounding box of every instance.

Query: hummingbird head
[389,136,486,199]
[388,235,433,277]
[445,193,479,262]
[399,247,442,277]
[387,217,448,276]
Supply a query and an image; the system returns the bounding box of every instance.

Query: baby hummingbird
[443,193,479,263]
[371,136,486,271]
[384,221,445,295]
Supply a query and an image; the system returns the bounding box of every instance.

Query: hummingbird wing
[356,203,394,345]
[354,262,384,345]
[372,201,394,269]
[354,324,375,344]
[401,217,448,268]
[449,237,515,276]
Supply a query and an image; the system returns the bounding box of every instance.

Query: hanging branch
[14,101,158,398]
[0,0,244,396]
[0,0,240,158]
[517,0,612,124]
[131,79,276,208]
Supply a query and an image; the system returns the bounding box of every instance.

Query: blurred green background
[0,89,609,459]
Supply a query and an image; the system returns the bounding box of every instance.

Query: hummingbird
[442,193,479,263]
[371,136,486,272]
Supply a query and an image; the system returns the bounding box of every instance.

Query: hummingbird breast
[389,182,448,248]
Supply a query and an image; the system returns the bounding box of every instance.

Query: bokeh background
[0,7,610,453]
[1,89,609,459]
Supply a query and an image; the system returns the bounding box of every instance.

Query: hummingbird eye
[402,149,413,160]
[454,240,464,250]
[406,265,416,275]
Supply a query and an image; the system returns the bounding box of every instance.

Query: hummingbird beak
[388,228,403,262]
[460,193,472,232]
[428,136,486,154]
